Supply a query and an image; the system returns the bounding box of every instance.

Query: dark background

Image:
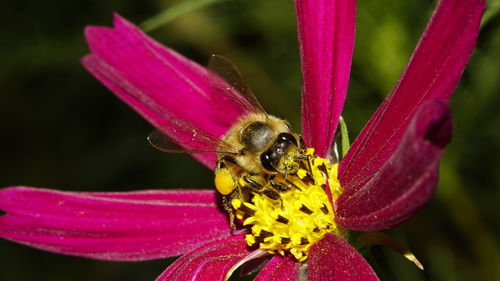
[1,0,499,280]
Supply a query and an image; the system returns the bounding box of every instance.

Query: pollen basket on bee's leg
[231,148,346,262]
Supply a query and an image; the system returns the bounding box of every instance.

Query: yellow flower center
[231,148,346,261]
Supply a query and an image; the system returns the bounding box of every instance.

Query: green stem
[339,116,350,157]
[481,0,500,28]
[141,0,226,31]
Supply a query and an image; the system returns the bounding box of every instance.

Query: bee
[147,55,307,227]
[212,112,306,226]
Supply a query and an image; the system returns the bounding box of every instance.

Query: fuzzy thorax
[232,148,345,262]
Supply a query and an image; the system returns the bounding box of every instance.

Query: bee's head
[260,133,300,174]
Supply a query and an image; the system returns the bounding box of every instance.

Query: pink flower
[0,0,484,280]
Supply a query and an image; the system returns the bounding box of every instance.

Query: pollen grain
[232,148,345,262]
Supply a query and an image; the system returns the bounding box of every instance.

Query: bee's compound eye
[276,133,298,146]
[241,122,274,152]
[260,149,278,172]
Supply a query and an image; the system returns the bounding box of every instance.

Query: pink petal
[83,14,254,169]
[254,255,300,281]
[155,234,251,281]
[239,254,273,277]
[335,100,452,231]
[0,186,232,261]
[295,0,356,157]
[339,0,484,186]
[308,234,379,281]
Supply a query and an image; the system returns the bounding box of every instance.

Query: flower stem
[339,116,350,157]
[141,0,227,31]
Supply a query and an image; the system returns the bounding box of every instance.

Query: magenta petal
[0,186,232,261]
[254,255,300,281]
[155,234,250,281]
[295,0,356,157]
[339,0,484,186]
[83,14,253,169]
[335,100,452,231]
[308,234,379,281]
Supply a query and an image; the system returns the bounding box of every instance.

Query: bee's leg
[215,158,238,196]
[242,176,280,201]
[295,155,308,160]
[224,186,244,229]
[269,179,304,195]
[295,154,314,178]
[242,176,263,191]
[269,180,291,192]
[262,188,281,201]
[306,155,314,175]
[222,194,237,229]
[215,157,241,229]
[284,178,301,191]
[298,135,306,150]
[297,155,316,185]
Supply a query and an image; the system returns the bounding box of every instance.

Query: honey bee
[147,55,307,227]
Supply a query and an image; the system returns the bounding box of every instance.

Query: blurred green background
[1,0,499,280]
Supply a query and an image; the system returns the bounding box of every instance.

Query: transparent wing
[84,55,241,154]
[208,54,266,114]
[85,45,266,156]
[147,129,238,154]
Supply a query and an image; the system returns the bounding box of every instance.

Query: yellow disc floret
[231,148,346,262]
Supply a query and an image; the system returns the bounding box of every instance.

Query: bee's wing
[208,54,266,114]
[147,128,238,154]
[84,55,240,155]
